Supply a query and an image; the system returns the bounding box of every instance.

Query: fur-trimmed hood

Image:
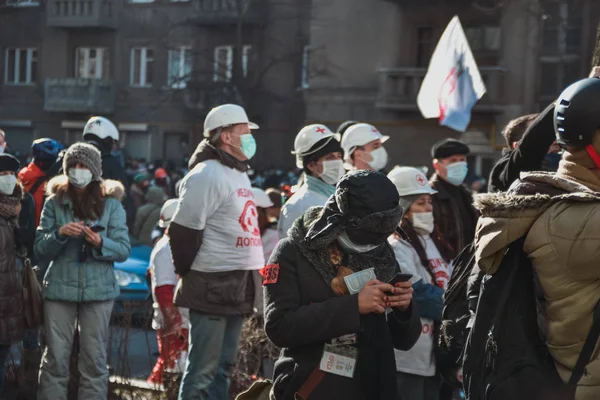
[46,175,125,202]
[474,172,600,275]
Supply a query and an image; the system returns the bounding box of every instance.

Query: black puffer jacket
[0,217,24,345]
[264,209,421,400]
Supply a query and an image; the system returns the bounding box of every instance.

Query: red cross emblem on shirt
[416,174,427,186]
[316,127,326,134]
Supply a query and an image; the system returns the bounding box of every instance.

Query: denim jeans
[178,312,244,400]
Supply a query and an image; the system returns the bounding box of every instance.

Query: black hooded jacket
[264,207,421,400]
[488,102,556,193]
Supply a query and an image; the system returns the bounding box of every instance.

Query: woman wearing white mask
[35,142,131,400]
[387,166,454,400]
[278,124,345,238]
[0,154,25,393]
[341,123,390,172]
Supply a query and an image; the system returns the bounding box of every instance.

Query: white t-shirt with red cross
[172,159,265,273]
[389,233,451,377]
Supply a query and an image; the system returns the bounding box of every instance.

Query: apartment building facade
[0,0,309,169]
[303,0,600,179]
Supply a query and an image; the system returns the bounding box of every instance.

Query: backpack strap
[490,236,526,330]
[28,175,50,197]
[568,300,600,386]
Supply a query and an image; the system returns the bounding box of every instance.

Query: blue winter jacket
[34,176,131,302]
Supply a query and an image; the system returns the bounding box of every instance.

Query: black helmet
[554,78,600,147]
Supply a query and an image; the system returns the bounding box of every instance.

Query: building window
[4,48,37,85]
[129,0,154,3]
[465,26,501,52]
[213,45,251,82]
[301,45,310,89]
[6,0,40,6]
[168,47,192,89]
[76,47,110,79]
[214,46,233,82]
[130,48,154,87]
[540,1,582,100]
[242,45,251,78]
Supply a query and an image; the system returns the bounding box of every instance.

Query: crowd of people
[0,73,599,400]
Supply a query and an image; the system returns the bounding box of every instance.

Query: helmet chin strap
[585,145,600,169]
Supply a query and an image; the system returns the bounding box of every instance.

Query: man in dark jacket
[82,116,133,222]
[169,104,263,400]
[488,103,560,193]
[264,170,421,400]
[430,139,478,260]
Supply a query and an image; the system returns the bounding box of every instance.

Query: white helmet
[252,187,274,208]
[387,166,437,197]
[159,199,179,228]
[341,123,389,161]
[291,124,341,168]
[83,116,119,140]
[203,104,259,137]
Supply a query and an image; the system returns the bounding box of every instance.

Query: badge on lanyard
[319,343,358,378]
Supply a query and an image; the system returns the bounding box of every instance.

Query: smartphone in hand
[387,273,413,295]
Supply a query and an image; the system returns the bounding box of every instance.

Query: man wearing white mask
[430,138,478,260]
[340,123,389,171]
[169,104,264,400]
[277,124,344,238]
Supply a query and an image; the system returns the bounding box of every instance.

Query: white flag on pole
[417,16,487,132]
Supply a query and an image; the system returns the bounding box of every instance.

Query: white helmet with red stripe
[291,124,340,168]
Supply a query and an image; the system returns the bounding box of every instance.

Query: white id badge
[343,268,376,295]
[319,344,358,378]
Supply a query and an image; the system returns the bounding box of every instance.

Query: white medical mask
[0,145,5,155]
[368,147,388,171]
[320,159,345,185]
[445,161,468,186]
[68,168,93,188]
[0,174,17,195]
[411,212,435,234]
[337,230,380,253]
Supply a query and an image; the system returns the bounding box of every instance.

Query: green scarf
[305,174,336,198]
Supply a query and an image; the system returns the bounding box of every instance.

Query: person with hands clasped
[34,142,131,400]
[264,170,421,400]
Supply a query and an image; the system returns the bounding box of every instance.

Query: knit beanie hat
[557,129,600,192]
[63,142,102,181]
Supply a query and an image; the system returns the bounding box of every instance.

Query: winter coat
[474,171,600,400]
[430,174,478,259]
[265,211,421,400]
[18,162,48,227]
[100,152,133,224]
[488,102,556,193]
[133,186,165,246]
[34,176,131,303]
[0,217,24,345]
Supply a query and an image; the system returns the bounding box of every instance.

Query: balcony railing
[190,0,265,25]
[44,78,115,114]
[183,81,243,111]
[46,0,118,29]
[376,66,506,112]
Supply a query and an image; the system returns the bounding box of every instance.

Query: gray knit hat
[63,142,102,181]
